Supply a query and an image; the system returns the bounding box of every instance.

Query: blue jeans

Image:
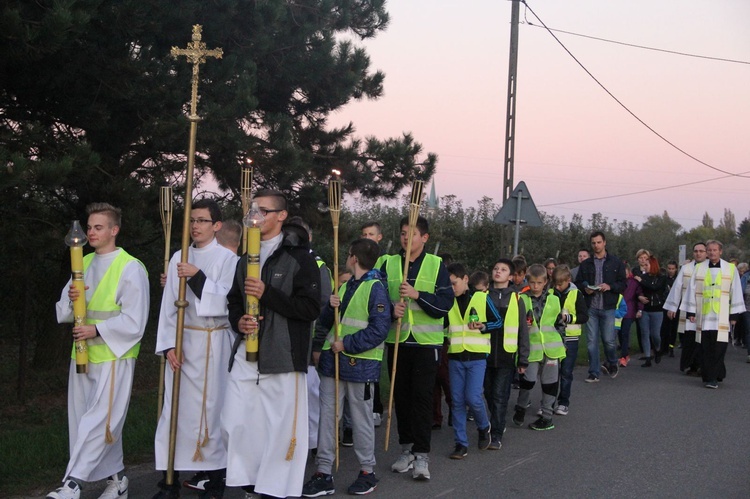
[558,339,578,407]
[639,311,663,357]
[619,317,635,358]
[586,307,618,377]
[483,365,514,441]
[449,359,489,447]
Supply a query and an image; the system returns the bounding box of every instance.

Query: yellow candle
[70,245,89,374]
[245,224,261,361]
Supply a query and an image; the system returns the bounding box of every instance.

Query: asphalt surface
[31,346,750,498]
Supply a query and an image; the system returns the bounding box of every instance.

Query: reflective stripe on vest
[72,249,146,363]
[385,254,444,345]
[323,279,384,361]
[503,293,520,353]
[614,295,623,328]
[521,291,566,361]
[446,292,490,354]
[563,289,582,336]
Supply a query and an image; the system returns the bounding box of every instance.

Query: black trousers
[700,330,728,383]
[387,344,439,454]
[680,330,702,372]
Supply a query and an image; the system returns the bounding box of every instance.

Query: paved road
[32,346,750,498]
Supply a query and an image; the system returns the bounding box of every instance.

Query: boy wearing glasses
[153,198,238,499]
[225,189,321,498]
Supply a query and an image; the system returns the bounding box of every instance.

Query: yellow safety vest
[521,291,566,361]
[562,288,582,336]
[446,292,490,354]
[502,292,520,353]
[384,254,444,345]
[323,279,384,361]
[614,295,623,329]
[702,264,735,316]
[316,258,334,290]
[71,249,145,363]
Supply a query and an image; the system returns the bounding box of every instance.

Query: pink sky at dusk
[330,0,750,230]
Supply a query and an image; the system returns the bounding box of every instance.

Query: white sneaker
[412,455,430,480]
[391,450,415,473]
[373,413,382,427]
[554,405,569,416]
[99,474,128,499]
[47,480,81,499]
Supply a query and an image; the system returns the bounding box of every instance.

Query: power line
[521,0,750,180]
[538,170,750,208]
[520,23,750,65]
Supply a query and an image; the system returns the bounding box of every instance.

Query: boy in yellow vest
[513,264,566,431]
[550,265,588,416]
[483,258,529,449]
[444,263,492,459]
[52,203,150,499]
[382,216,454,481]
[303,238,390,496]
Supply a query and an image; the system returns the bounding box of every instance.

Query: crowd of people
[48,200,749,499]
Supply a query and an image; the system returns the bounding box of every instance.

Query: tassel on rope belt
[184,324,228,461]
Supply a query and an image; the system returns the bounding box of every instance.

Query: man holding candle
[224,189,321,499]
[153,198,238,499]
[51,203,149,499]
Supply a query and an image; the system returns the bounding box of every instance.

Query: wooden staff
[328,169,342,471]
[385,179,424,451]
[157,186,173,419]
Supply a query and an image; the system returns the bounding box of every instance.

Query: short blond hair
[86,202,122,227]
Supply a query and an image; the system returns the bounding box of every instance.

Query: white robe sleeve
[663,266,685,313]
[730,266,746,315]
[95,260,150,358]
[156,251,181,354]
[56,277,74,323]
[194,252,237,318]
[683,267,699,315]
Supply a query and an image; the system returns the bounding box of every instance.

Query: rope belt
[105,362,116,444]
[184,324,228,461]
[285,372,299,461]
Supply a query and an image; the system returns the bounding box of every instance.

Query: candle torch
[243,202,265,361]
[65,220,89,374]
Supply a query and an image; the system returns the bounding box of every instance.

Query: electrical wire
[521,0,750,180]
[538,170,750,207]
[520,23,750,66]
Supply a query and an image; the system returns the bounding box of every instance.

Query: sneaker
[585,374,599,383]
[373,413,382,427]
[654,352,662,364]
[554,405,569,416]
[609,364,619,379]
[512,406,525,426]
[391,450,415,473]
[342,428,354,447]
[600,364,609,375]
[301,472,335,497]
[184,471,209,491]
[347,471,378,495]
[487,439,502,450]
[477,425,491,450]
[529,417,555,431]
[705,382,719,389]
[47,480,81,499]
[618,357,626,367]
[449,444,468,460]
[100,474,129,499]
[642,358,652,368]
[412,455,430,480]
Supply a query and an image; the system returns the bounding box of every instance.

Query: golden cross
[171,25,223,119]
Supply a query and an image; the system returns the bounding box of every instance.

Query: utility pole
[502,0,520,204]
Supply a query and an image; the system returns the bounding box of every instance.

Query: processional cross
[171,24,223,119]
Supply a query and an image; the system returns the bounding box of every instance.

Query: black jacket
[574,252,627,310]
[228,224,321,373]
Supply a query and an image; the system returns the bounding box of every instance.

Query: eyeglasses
[258,208,283,216]
[190,218,214,225]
